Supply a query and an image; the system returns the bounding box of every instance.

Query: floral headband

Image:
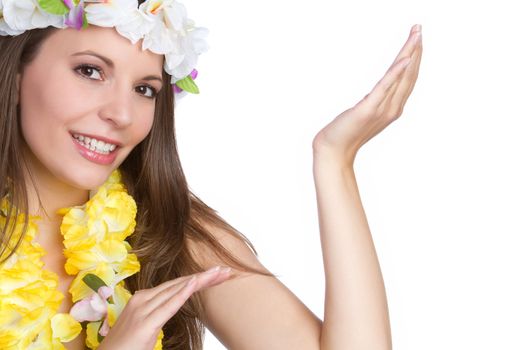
[0,0,209,103]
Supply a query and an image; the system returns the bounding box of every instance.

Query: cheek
[19,92,87,172]
[19,65,88,134]
[144,108,156,134]
[133,109,156,144]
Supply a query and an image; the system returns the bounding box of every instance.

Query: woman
[0,0,423,349]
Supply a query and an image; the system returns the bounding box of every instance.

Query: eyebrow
[71,50,163,85]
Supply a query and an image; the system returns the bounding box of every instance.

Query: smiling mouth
[71,133,118,155]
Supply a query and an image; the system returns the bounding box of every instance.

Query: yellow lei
[0,169,163,349]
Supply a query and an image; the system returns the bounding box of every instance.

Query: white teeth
[72,133,118,155]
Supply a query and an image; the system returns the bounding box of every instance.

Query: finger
[147,271,232,329]
[144,268,232,315]
[141,266,226,299]
[361,56,411,110]
[390,24,422,68]
[389,26,422,104]
[146,276,199,330]
[356,25,420,110]
[196,268,234,289]
[378,28,423,114]
[400,36,423,107]
[386,35,423,116]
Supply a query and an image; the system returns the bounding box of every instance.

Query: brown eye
[75,64,158,99]
[75,64,103,80]
[136,85,158,99]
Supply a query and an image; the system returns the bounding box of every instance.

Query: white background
[174,0,525,349]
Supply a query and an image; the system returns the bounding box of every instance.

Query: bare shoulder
[186,221,322,350]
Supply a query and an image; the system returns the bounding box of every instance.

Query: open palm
[313,24,423,164]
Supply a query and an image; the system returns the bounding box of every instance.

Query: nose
[98,85,134,128]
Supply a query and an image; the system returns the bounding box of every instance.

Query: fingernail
[412,32,421,43]
[204,266,221,274]
[220,267,232,274]
[414,24,422,32]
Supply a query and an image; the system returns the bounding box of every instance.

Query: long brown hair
[0,9,273,350]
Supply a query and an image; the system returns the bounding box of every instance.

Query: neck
[21,149,90,224]
[25,172,90,223]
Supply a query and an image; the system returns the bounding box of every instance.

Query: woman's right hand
[97,266,233,350]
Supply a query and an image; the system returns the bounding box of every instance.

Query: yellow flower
[17,307,54,349]
[154,329,165,350]
[106,283,131,327]
[69,263,116,302]
[85,189,137,242]
[113,249,140,284]
[50,313,82,342]
[64,239,127,275]
[27,321,54,350]
[0,168,152,349]
[59,208,90,250]
[86,321,102,349]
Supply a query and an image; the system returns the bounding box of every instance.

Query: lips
[70,131,122,147]
[71,133,120,165]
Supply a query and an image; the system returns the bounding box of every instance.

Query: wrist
[312,133,360,165]
[312,156,356,186]
[313,149,355,172]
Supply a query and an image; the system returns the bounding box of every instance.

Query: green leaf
[37,0,69,15]
[97,322,105,343]
[82,273,108,293]
[82,10,89,29]
[175,76,200,94]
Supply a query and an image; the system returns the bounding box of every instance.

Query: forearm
[313,152,392,350]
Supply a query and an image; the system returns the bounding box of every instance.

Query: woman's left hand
[313,24,423,165]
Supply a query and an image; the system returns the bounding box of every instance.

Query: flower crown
[0,0,209,103]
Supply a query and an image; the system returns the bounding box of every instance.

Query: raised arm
[190,24,422,350]
[312,24,422,349]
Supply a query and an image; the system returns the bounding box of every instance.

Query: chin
[56,166,117,191]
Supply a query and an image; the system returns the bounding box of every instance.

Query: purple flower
[172,68,199,93]
[63,0,86,30]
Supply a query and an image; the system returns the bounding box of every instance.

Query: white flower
[160,0,186,32]
[115,8,154,44]
[136,0,177,54]
[0,0,63,34]
[141,18,177,54]
[84,0,137,28]
[0,0,209,101]
[165,25,209,79]
[0,0,25,35]
[137,0,208,56]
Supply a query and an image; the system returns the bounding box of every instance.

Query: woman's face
[17,25,164,190]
